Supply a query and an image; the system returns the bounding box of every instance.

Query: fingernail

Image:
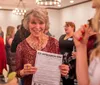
[78,37,82,41]
[81,30,85,35]
[84,24,87,27]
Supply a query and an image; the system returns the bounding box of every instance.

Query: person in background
[17,25,21,30]
[5,26,16,72]
[15,7,69,85]
[11,21,30,53]
[87,19,98,64]
[0,36,7,74]
[74,0,100,85]
[59,22,76,85]
[0,26,4,39]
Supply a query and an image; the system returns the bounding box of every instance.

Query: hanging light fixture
[36,0,61,7]
[12,0,26,16]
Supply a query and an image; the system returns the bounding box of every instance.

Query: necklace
[29,35,48,50]
[31,39,43,50]
[64,34,73,40]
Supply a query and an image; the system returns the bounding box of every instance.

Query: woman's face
[64,25,74,34]
[92,0,99,8]
[28,16,46,37]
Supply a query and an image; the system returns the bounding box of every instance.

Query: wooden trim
[59,0,92,10]
[0,9,12,11]
[0,0,92,11]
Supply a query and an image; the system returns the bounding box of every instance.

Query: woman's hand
[73,24,90,48]
[59,64,69,76]
[20,63,37,76]
[72,52,76,58]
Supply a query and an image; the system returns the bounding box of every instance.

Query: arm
[76,46,89,85]
[15,44,23,77]
[74,25,90,85]
[16,43,37,77]
[8,38,13,46]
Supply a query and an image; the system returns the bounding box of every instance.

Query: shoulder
[48,37,59,47]
[89,57,100,85]
[49,36,58,43]
[17,39,26,49]
[59,34,66,40]
[60,34,65,38]
[89,57,100,79]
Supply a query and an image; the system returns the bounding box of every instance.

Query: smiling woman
[59,21,76,85]
[15,7,69,85]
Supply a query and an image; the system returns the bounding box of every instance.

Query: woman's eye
[39,22,44,24]
[32,22,36,24]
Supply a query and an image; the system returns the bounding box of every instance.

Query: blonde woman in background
[74,0,100,85]
[0,26,4,38]
[5,26,16,72]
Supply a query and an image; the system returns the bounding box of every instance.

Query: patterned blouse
[16,36,59,85]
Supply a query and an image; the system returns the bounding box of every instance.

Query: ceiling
[0,0,91,10]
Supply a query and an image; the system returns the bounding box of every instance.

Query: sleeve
[59,34,65,41]
[15,44,23,77]
[89,58,100,85]
[0,37,7,74]
[54,39,60,54]
[11,30,22,52]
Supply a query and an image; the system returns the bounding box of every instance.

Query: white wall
[0,10,23,42]
[48,9,60,39]
[0,2,96,41]
[60,2,95,35]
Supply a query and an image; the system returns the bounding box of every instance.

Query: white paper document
[31,51,63,85]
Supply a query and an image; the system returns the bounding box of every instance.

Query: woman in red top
[16,7,69,85]
[0,37,7,74]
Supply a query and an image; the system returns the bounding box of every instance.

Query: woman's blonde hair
[92,0,100,32]
[6,26,15,38]
[90,0,100,62]
[90,44,100,62]
[23,7,49,31]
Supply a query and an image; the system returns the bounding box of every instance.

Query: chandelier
[12,0,26,16]
[36,0,61,7]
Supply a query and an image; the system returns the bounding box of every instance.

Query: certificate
[31,51,63,85]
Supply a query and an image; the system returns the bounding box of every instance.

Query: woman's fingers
[74,24,90,41]
[59,64,69,76]
[24,63,32,70]
[61,70,69,76]
[23,64,37,75]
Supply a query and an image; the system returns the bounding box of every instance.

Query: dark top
[59,34,76,85]
[59,34,74,55]
[11,26,30,52]
[5,37,16,72]
[16,37,59,85]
